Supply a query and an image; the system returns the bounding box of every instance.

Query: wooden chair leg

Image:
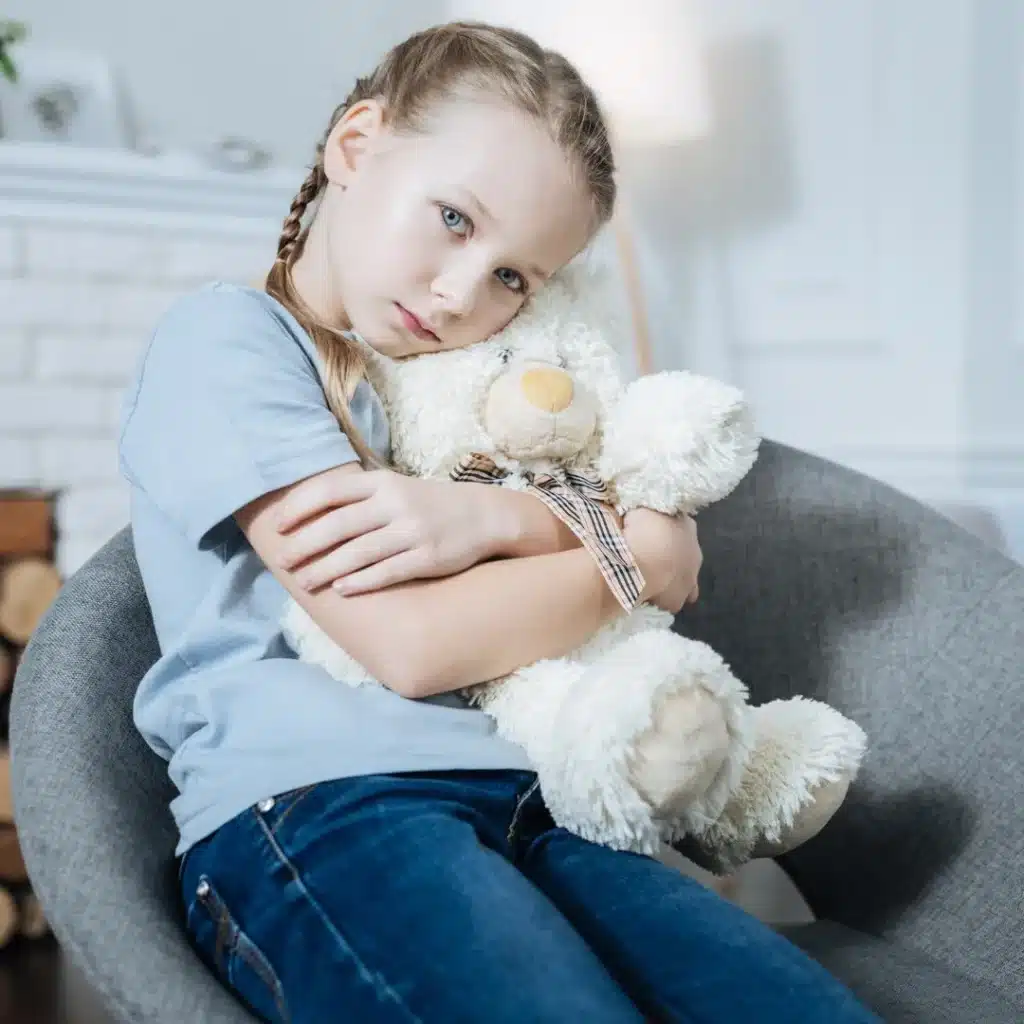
[613,206,655,377]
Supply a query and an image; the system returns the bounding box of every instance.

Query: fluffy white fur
[281,260,867,866]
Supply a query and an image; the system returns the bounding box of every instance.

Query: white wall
[626,0,1022,555]
[1,0,446,165]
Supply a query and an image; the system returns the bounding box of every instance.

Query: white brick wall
[0,329,32,378]
[0,437,35,485]
[0,384,110,432]
[0,224,20,275]
[35,332,145,382]
[1,212,276,576]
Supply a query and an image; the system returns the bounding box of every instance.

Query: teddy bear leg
[628,686,731,817]
[625,633,752,838]
[750,770,854,859]
[680,697,867,874]
[543,629,750,855]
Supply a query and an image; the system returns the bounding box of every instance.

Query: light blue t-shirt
[118,281,530,856]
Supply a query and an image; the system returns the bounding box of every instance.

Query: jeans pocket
[186,873,290,1024]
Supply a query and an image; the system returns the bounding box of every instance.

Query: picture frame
[0,45,133,148]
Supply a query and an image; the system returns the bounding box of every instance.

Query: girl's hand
[624,508,703,614]
[274,467,519,595]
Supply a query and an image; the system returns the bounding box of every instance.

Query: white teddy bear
[282,261,867,871]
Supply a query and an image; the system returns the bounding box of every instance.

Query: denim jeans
[179,769,879,1023]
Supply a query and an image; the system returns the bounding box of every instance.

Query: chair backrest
[679,441,1024,1002]
[10,527,254,1023]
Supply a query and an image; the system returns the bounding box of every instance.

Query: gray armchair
[10,441,1024,1023]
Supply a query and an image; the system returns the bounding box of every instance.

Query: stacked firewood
[0,489,61,948]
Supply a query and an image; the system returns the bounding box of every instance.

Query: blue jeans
[179,769,879,1023]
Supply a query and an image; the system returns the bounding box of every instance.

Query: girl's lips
[396,303,440,343]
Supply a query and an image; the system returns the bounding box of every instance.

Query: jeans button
[257,797,276,813]
[196,879,210,898]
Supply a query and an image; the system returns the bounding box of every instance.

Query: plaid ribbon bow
[450,452,645,611]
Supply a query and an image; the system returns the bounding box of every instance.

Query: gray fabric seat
[779,922,1022,1023]
[10,440,1024,1023]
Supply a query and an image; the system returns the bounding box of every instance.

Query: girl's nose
[431,268,483,318]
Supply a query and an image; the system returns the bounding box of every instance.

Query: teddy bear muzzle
[520,367,574,413]
[485,360,598,460]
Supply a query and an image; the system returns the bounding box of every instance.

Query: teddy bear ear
[554,255,632,340]
[541,260,631,368]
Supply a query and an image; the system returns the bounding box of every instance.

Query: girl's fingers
[276,468,380,532]
[332,549,430,596]
[296,528,409,591]
[279,502,386,571]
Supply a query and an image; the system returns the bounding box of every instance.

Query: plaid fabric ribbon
[451,452,645,611]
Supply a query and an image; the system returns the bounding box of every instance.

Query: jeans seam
[233,930,291,1024]
[252,811,424,1024]
[193,874,291,1024]
[270,785,318,836]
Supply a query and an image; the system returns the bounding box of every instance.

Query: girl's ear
[323,98,387,187]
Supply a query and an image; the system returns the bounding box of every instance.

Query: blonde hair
[265,20,617,464]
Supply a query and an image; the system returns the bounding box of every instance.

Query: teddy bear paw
[750,770,855,859]
[684,697,867,872]
[629,686,732,819]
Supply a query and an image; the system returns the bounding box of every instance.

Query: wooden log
[0,884,16,948]
[0,644,11,697]
[0,826,26,884]
[0,749,11,824]
[16,889,48,940]
[0,492,54,558]
[0,557,62,646]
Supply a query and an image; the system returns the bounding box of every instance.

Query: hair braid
[276,163,327,266]
[264,159,380,466]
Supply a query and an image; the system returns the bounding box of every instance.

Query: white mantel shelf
[0,140,304,233]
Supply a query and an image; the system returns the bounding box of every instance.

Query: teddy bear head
[362,262,630,479]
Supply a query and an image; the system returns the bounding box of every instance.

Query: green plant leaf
[0,50,17,84]
[0,20,27,83]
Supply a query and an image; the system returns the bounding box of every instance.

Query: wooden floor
[0,936,111,1023]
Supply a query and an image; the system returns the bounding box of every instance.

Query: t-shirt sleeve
[118,283,360,547]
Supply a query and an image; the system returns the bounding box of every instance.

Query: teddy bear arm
[598,371,760,516]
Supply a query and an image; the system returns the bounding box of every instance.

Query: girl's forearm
[481,484,581,558]
[329,546,625,697]
[239,470,618,698]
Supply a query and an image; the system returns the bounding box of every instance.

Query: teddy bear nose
[521,368,574,413]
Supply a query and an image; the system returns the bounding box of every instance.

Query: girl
[118,21,879,1024]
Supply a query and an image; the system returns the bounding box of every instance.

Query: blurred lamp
[447,0,711,372]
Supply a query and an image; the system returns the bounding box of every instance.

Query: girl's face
[312,95,599,358]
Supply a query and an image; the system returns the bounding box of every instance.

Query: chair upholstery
[778,922,1022,1023]
[676,441,1024,1017]
[10,526,253,1022]
[10,440,1024,1022]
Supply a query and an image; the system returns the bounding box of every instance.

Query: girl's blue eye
[439,204,525,294]
[495,267,526,294]
[440,205,469,236]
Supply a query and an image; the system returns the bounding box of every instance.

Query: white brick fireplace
[0,141,302,576]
